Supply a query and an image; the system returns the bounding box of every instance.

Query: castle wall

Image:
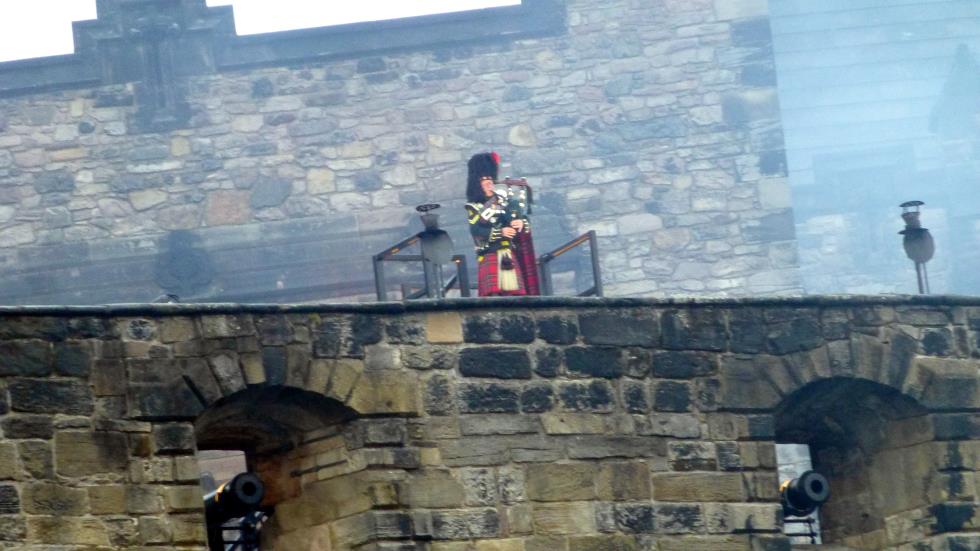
[0,297,976,549]
[0,0,798,303]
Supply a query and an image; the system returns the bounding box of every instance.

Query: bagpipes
[495,177,532,225]
[492,178,532,290]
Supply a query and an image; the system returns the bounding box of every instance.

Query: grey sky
[0,0,519,62]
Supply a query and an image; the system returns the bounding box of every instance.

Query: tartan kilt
[477,232,541,297]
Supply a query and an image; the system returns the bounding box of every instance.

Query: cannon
[780,470,830,517]
[204,472,266,551]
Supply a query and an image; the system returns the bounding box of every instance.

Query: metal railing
[537,230,602,297]
[372,235,470,301]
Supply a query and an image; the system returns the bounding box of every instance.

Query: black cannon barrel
[204,472,265,526]
[780,470,830,517]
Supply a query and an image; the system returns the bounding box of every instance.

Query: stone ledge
[0,294,978,317]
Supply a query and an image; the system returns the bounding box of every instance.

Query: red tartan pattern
[476,231,540,297]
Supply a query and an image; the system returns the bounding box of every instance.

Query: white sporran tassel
[498,249,520,291]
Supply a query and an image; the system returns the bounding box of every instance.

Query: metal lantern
[898,200,935,294]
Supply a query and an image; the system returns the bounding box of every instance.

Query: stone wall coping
[0,294,978,317]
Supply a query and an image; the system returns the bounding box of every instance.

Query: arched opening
[194,386,357,550]
[775,378,930,549]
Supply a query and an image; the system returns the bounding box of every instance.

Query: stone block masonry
[0,0,799,303]
[0,295,976,549]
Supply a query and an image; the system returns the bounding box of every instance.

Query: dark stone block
[249,179,291,209]
[34,171,75,194]
[127,381,203,420]
[886,331,917,388]
[623,381,648,413]
[579,312,658,346]
[375,512,414,539]
[0,390,7,415]
[729,309,766,353]
[54,342,91,377]
[933,414,980,440]
[262,347,287,385]
[8,379,93,415]
[1,415,54,439]
[615,503,656,533]
[661,310,727,351]
[731,17,772,47]
[922,330,952,356]
[521,385,554,413]
[255,316,292,346]
[766,316,823,355]
[425,374,454,415]
[313,320,343,358]
[78,121,96,134]
[759,150,787,176]
[385,319,425,344]
[0,485,19,514]
[459,348,531,379]
[747,415,775,439]
[652,351,717,379]
[251,78,274,98]
[464,314,535,344]
[558,381,614,412]
[716,441,741,471]
[656,504,703,533]
[460,384,520,413]
[653,381,691,412]
[534,348,562,378]
[743,210,796,243]
[354,172,384,192]
[930,503,978,533]
[565,347,624,379]
[153,423,196,454]
[351,315,382,348]
[357,57,387,73]
[537,316,578,344]
[0,341,52,376]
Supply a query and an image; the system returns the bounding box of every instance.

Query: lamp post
[898,201,935,294]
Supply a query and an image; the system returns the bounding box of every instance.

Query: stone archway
[775,378,931,548]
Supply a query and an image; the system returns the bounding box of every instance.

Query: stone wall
[0,296,977,549]
[0,0,799,303]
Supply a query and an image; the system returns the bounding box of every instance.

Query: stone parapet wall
[0,0,798,303]
[0,296,976,549]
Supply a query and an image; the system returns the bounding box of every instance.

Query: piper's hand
[502,227,517,238]
[510,219,525,232]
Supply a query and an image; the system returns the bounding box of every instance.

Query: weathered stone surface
[459,348,532,379]
[8,379,93,415]
[54,431,129,477]
[579,312,659,346]
[565,347,624,379]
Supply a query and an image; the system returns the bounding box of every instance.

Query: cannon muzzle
[204,472,264,526]
[780,470,829,517]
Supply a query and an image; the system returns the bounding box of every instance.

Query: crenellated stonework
[0,296,976,550]
[0,0,798,303]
